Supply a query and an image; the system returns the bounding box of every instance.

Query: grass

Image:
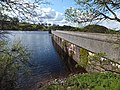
[44,72,120,90]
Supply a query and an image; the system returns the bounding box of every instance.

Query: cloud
[2,0,120,29]
[35,7,70,25]
[41,7,57,19]
[99,12,120,30]
[3,2,70,25]
[2,0,77,26]
[54,12,64,21]
[75,11,120,30]
[99,20,120,30]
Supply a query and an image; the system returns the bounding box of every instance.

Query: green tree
[65,0,120,24]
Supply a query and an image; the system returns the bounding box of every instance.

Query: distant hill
[83,25,110,33]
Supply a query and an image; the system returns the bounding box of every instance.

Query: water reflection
[7,31,86,89]
[52,39,87,74]
[8,31,68,89]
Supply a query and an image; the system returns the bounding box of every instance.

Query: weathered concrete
[52,31,120,63]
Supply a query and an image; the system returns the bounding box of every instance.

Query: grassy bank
[43,72,120,90]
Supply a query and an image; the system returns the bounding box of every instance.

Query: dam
[52,30,120,72]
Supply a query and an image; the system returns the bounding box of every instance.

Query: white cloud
[33,7,71,26]
[75,11,120,30]
[34,7,120,28]
[3,1,71,26]
[99,12,120,30]
[99,20,120,30]
[54,12,64,21]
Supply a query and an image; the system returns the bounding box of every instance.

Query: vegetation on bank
[0,15,119,33]
[0,32,31,90]
[44,72,120,90]
[0,20,120,34]
[0,14,119,33]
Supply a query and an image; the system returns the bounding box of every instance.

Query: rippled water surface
[8,31,68,88]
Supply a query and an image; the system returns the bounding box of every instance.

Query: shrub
[0,40,31,90]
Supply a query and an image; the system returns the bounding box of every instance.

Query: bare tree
[0,0,50,22]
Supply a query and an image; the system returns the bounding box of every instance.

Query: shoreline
[0,29,50,31]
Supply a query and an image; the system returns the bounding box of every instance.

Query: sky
[35,0,77,26]
[4,0,120,30]
[34,0,120,30]
[49,0,75,13]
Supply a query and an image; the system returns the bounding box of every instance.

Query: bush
[0,40,31,90]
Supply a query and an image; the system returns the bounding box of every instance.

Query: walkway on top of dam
[52,30,120,63]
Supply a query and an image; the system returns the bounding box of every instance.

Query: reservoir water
[8,31,68,89]
[7,31,86,89]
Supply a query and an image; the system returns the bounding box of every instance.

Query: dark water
[7,31,86,89]
[8,31,69,89]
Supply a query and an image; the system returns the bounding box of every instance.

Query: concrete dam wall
[52,31,120,73]
[52,31,120,63]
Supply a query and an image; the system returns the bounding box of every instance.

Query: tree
[0,0,49,22]
[65,0,120,24]
[0,0,50,30]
